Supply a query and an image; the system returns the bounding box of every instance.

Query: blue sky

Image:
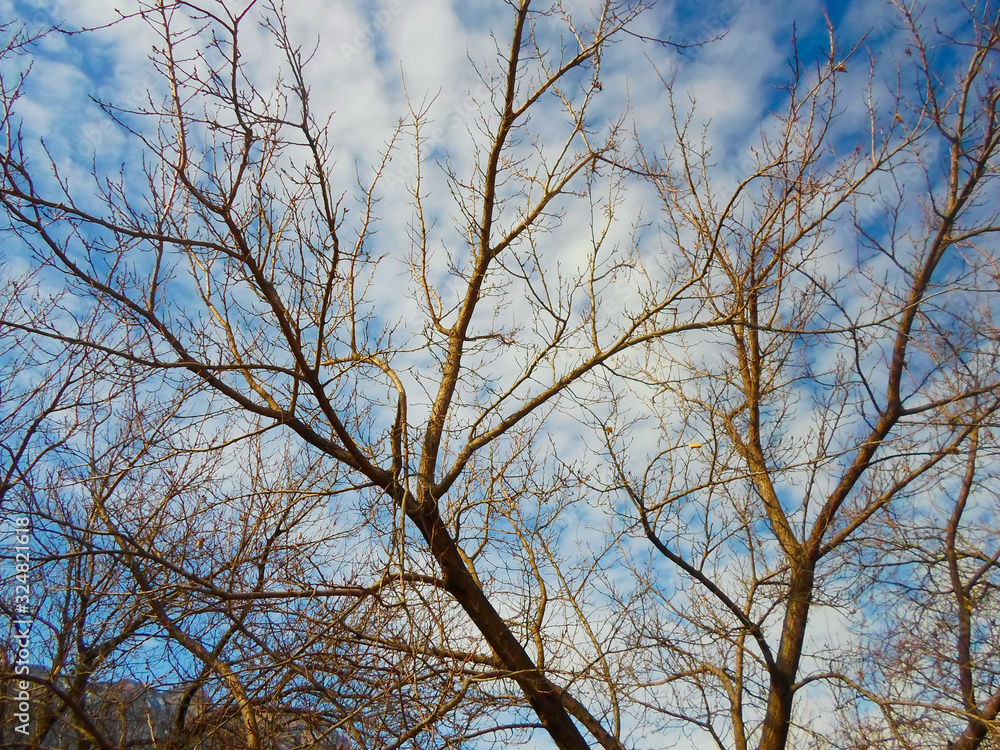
[0,0,922,188]
[2,1,990,748]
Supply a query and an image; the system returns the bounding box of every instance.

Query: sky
[0,0,914,192]
[0,0,986,748]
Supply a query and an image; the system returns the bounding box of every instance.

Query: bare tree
[598,3,1000,749]
[0,1,700,748]
[1,1,999,749]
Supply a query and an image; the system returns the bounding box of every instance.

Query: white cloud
[4,2,991,748]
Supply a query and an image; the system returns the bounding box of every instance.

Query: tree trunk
[757,563,815,750]
[410,502,592,750]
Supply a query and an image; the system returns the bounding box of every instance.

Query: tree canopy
[1,1,1000,749]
